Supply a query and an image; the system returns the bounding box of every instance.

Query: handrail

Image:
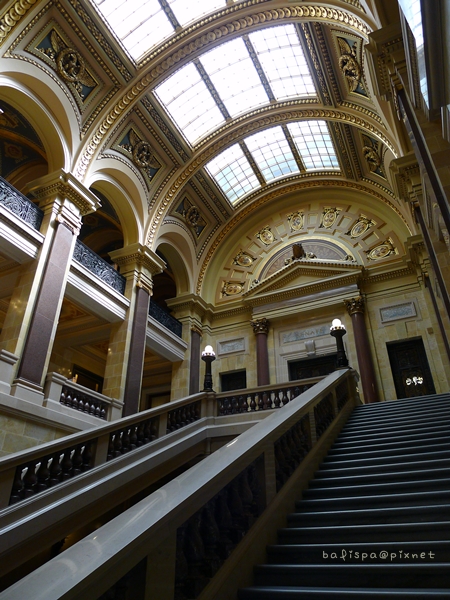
[0,376,322,508]
[0,176,44,230]
[73,239,126,294]
[0,369,359,600]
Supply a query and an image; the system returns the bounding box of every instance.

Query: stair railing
[0,376,322,509]
[0,369,360,600]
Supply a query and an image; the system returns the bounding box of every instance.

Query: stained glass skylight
[205,145,261,203]
[92,0,228,60]
[288,121,340,170]
[206,122,340,203]
[155,24,317,145]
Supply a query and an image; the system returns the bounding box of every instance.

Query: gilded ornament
[233,250,255,267]
[366,239,396,261]
[222,281,244,296]
[337,37,362,92]
[287,211,304,231]
[347,216,374,238]
[256,226,275,245]
[250,318,269,335]
[321,208,340,228]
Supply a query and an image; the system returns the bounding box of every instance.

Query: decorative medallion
[366,239,397,261]
[347,215,375,238]
[221,281,244,297]
[36,30,97,102]
[119,129,160,176]
[320,208,340,229]
[361,134,385,178]
[174,197,207,238]
[233,250,255,267]
[256,226,276,245]
[287,211,304,232]
[336,36,367,96]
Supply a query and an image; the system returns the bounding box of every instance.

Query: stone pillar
[251,318,270,387]
[189,324,202,395]
[9,171,99,403]
[105,244,165,416]
[344,296,379,404]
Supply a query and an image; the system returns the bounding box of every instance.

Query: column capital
[110,243,165,294]
[344,296,365,316]
[251,317,269,335]
[191,324,203,336]
[24,170,101,217]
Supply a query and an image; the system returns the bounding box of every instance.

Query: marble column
[10,171,99,402]
[251,318,270,387]
[106,244,165,416]
[189,325,202,395]
[343,296,379,404]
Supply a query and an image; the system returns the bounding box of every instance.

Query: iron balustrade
[149,300,183,337]
[73,239,126,294]
[0,176,43,230]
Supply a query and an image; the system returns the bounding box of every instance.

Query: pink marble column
[344,296,379,404]
[251,318,270,386]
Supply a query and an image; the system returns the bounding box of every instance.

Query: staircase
[238,394,450,599]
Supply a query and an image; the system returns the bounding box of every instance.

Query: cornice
[194,178,410,295]
[74,4,374,180]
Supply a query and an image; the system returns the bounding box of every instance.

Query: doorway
[387,337,436,399]
[288,354,337,381]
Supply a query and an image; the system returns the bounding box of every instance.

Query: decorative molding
[217,338,246,355]
[0,0,42,46]
[282,325,329,344]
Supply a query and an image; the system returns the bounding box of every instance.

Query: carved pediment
[243,258,362,304]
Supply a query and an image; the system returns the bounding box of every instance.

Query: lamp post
[201,345,216,392]
[330,318,349,368]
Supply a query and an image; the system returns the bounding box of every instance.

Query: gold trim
[0,0,41,46]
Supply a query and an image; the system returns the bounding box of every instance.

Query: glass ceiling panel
[288,121,340,170]
[205,144,261,203]
[169,0,225,27]
[154,63,225,145]
[199,38,270,118]
[245,127,299,181]
[249,25,316,99]
[93,0,174,60]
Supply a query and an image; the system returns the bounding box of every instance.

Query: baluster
[82,442,93,471]
[294,386,300,398]
[121,428,131,453]
[100,404,107,420]
[136,422,145,446]
[239,395,247,413]
[72,445,84,475]
[59,388,66,406]
[257,393,264,411]
[223,397,231,415]
[107,434,115,460]
[65,390,72,408]
[262,391,270,410]
[113,431,123,457]
[49,452,63,485]
[180,406,187,428]
[35,457,51,492]
[282,389,289,406]
[166,412,173,434]
[72,393,79,411]
[217,397,224,416]
[231,396,238,414]
[183,513,209,598]
[143,419,152,443]
[60,449,73,480]
[94,402,101,418]
[9,467,25,504]
[274,390,281,408]
[249,393,256,412]
[150,418,158,440]
[22,462,37,498]
[200,503,222,577]
[129,426,138,449]
[77,395,85,413]
[214,492,234,559]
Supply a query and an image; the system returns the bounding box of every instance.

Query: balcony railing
[149,300,183,337]
[73,239,126,294]
[0,176,43,230]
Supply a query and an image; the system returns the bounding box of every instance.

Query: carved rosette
[344,296,365,316]
[251,318,270,335]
